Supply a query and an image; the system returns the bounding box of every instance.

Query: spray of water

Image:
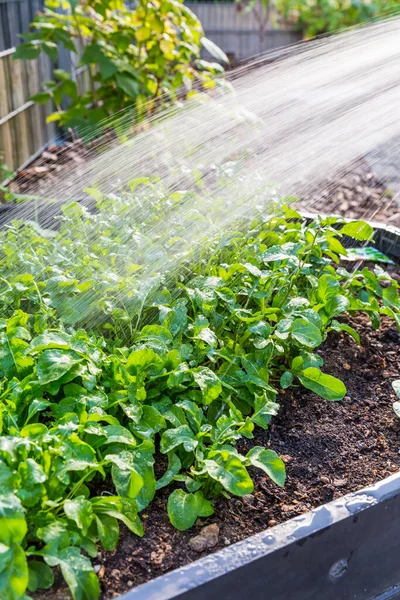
[5,17,400,332]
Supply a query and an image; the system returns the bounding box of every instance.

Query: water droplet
[329,558,348,580]
[262,534,276,545]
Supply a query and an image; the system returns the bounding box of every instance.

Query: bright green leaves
[14,42,41,60]
[192,367,222,404]
[204,451,254,496]
[95,515,119,552]
[298,367,346,401]
[17,0,224,132]
[0,543,29,600]
[160,425,198,453]
[64,497,93,536]
[0,496,29,599]
[126,348,164,376]
[17,459,47,508]
[291,318,322,348]
[246,447,286,487]
[167,489,214,531]
[339,221,374,241]
[43,547,99,600]
[0,496,27,546]
[36,349,81,385]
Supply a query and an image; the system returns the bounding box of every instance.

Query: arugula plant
[0,185,399,599]
[14,0,227,133]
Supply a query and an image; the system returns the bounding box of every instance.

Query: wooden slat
[14,108,31,166]
[0,55,10,120]
[9,53,25,110]
[0,121,13,169]
[25,56,44,155]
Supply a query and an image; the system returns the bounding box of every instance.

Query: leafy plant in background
[14,0,227,132]
[276,0,400,38]
[0,177,399,599]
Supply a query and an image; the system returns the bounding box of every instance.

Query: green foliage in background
[277,0,400,37]
[0,172,399,598]
[14,0,227,132]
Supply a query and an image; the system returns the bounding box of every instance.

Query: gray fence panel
[186,1,301,62]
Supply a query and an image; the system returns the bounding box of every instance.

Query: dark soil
[298,158,400,228]
[85,311,399,599]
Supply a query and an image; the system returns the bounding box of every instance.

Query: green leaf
[17,459,47,507]
[126,348,163,375]
[291,318,322,348]
[30,91,52,104]
[339,221,374,241]
[43,547,99,600]
[64,497,93,536]
[0,543,29,600]
[317,274,339,302]
[155,453,181,490]
[382,286,400,309]
[160,425,197,453]
[36,349,81,384]
[95,515,119,551]
[108,454,144,500]
[325,295,350,317]
[0,495,27,545]
[99,55,117,80]
[200,37,229,64]
[28,561,54,592]
[91,497,143,537]
[192,367,222,404]
[246,447,286,487]
[251,396,279,429]
[14,43,40,60]
[116,73,140,99]
[280,371,293,389]
[167,489,213,531]
[329,320,360,344]
[298,367,346,401]
[204,451,253,496]
[43,41,58,62]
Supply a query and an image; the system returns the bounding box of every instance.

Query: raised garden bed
[0,179,399,600]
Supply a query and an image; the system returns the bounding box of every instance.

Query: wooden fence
[0,48,57,173]
[0,0,57,174]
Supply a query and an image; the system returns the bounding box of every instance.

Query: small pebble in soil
[268,520,277,527]
[189,524,220,552]
[242,494,255,505]
[320,475,330,484]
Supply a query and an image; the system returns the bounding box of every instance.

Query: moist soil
[39,306,400,599]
